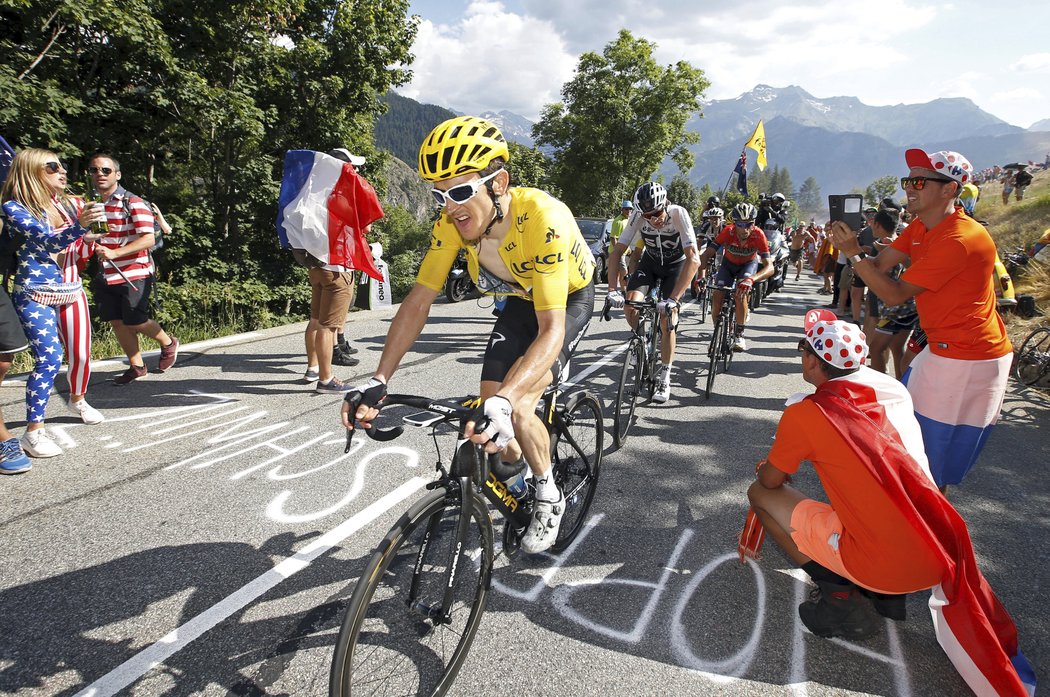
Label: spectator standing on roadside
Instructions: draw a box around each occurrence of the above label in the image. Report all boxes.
[1013,167,1033,201]
[831,149,1012,493]
[2,149,108,459]
[958,180,980,215]
[1000,169,1015,205]
[301,148,377,392]
[87,153,179,385]
[608,199,633,289]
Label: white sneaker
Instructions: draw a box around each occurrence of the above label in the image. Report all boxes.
[21,429,62,458]
[521,491,565,554]
[733,335,747,352]
[653,365,672,403]
[69,399,105,425]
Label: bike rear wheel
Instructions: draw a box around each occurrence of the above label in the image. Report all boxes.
[614,338,644,447]
[697,284,710,324]
[330,490,493,697]
[1015,327,1050,386]
[551,391,604,551]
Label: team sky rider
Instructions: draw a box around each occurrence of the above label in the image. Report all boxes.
[607,182,700,403]
[698,202,774,352]
[340,116,595,554]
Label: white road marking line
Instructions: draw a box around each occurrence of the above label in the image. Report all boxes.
[73,477,428,697]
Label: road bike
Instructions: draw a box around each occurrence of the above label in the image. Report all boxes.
[1014,324,1050,388]
[330,383,603,697]
[602,290,670,447]
[705,282,738,399]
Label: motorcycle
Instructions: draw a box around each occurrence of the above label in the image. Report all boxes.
[761,223,790,298]
[444,250,477,303]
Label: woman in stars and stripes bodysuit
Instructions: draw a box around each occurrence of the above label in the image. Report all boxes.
[0,148,106,459]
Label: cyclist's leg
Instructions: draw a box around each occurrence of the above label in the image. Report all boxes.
[733,260,760,330]
[710,261,735,320]
[625,255,657,331]
[657,263,682,365]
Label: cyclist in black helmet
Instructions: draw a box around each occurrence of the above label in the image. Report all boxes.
[607,181,699,403]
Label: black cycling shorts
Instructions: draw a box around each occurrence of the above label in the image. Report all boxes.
[0,286,29,355]
[481,282,595,385]
[627,253,683,300]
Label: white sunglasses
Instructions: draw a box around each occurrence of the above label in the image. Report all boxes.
[430,169,503,207]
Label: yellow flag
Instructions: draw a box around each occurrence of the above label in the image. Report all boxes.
[745,120,767,171]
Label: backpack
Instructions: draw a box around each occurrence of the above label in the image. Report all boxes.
[1015,170,1033,188]
[118,189,163,252]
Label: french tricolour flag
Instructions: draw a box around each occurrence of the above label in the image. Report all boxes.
[813,372,1036,696]
[276,150,384,280]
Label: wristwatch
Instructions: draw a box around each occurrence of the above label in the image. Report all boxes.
[849,252,867,264]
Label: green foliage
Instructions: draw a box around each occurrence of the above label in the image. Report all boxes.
[864,175,899,207]
[533,30,710,217]
[507,141,556,193]
[375,91,457,165]
[0,0,418,314]
[371,204,432,301]
[666,175,702,220]
[797,176,822,217]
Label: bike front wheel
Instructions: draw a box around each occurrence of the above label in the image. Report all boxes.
[330,489,494,697]
[1015,327,1050,386]
[614,338,644,447]
[705,314,725,399]
[551,391,604,551]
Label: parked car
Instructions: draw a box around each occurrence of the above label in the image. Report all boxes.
[575,217,612,283]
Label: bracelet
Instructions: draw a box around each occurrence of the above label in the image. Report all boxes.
[848,252,867,264]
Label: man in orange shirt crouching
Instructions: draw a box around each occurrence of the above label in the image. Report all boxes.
[744,309,1034,695]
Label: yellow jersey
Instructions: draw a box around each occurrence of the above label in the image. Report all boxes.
[416,187,594,311]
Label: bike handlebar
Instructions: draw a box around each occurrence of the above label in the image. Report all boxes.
[344,394,479,453]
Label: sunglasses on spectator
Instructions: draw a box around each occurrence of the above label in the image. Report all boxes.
[900,176,953,190]
[430,169,503,207]
[87,166,114,175]
[43,161,66,174]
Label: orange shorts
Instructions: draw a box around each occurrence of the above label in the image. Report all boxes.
[789,499,897,595]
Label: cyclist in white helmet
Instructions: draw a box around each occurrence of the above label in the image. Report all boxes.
[607,181,699,403]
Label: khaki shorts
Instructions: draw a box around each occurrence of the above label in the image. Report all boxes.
[308,268,354,328]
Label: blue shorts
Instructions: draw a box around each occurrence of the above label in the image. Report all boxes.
[714,258,759,287]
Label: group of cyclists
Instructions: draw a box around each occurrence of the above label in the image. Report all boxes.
[341,114,787,552]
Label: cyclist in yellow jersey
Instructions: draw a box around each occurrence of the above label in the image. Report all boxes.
[341,116,595,554]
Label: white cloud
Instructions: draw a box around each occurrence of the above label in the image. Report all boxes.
[1011,53,1050,72]
[398,1,577,120]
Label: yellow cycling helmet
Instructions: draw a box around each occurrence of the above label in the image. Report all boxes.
[418,116,510,182]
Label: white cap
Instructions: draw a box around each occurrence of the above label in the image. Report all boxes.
[329,148,366,167]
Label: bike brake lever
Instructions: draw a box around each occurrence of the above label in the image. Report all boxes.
[601,299,612,322]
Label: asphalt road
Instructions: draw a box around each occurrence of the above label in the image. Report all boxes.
[1,275,1046,696]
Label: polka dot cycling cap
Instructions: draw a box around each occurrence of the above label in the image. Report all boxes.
[803,308,868,369]
[904,148,972,185]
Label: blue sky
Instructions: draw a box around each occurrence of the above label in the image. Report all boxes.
[403,0,1050,128]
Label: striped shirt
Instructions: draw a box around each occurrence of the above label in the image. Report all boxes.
[99,186,155,285]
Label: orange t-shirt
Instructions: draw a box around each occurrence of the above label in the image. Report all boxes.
[890,210,1011,359]
[768,399,944,593]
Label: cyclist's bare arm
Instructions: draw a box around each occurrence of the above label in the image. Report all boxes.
[697,245,717,278]
[752,256,776,283]
[608,242,630,291]
[670,245,700,301]
[342,282,439,429]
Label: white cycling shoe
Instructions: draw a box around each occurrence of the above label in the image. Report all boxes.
[521,490,565,554]
[652,365,671,403]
